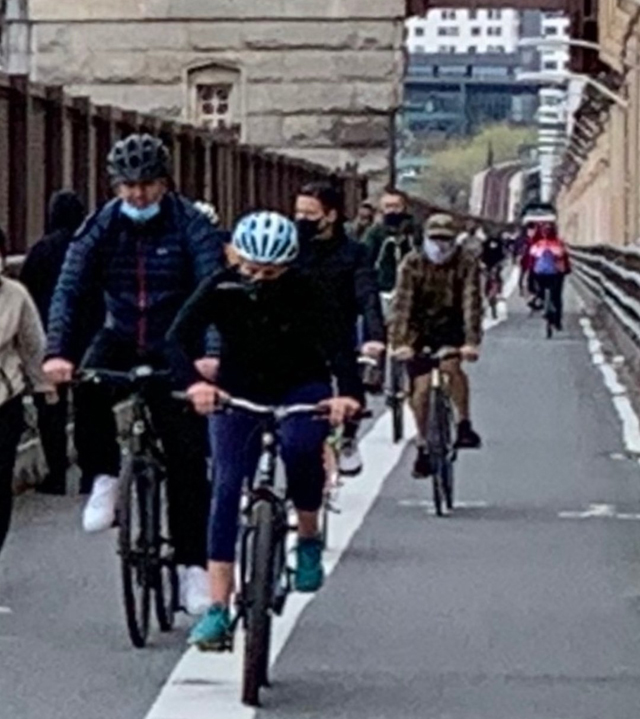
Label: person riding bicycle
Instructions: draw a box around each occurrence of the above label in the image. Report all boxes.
[43,133,225,615]
[294,182,385,475]
[364,187,421,294]
[388,213,483,478]
[480,232,507,298]
[165,211,363,649]
[527,222,571,330]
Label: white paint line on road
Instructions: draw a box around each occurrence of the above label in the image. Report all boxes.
[144,407,415,719]
[580,317,640,455]
[398,499,488,510]
[0,607,12,615]
[559,503,640,521]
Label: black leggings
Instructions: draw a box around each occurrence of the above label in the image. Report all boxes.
[535,274,565,326]
[0,396,25,557]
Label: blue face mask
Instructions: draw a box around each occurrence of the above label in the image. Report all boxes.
[120,201,161,224]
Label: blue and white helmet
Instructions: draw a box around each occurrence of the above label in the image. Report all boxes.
[232,211,299,265]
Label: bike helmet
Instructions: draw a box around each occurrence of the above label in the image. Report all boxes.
[232,211,299,265]
[107,133,171,184]
[194,201,220,227]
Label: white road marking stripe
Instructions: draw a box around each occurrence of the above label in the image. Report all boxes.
[144,408,415,719]
[0,607,12,615]
[145,266,518,719]
[580,317,640,455]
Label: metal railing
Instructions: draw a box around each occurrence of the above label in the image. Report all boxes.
[0,73,367,254]
[570,245,640,343]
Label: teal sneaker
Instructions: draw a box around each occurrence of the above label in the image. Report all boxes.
[295,536,324,593]
[188,604,233,651]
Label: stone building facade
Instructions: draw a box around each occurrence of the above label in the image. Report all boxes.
[5,0,409,183]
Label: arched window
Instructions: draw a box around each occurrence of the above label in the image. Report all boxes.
[186,62,241,132]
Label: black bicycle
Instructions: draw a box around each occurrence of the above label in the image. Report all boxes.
[419,348,459,517]
[77,366,179,649]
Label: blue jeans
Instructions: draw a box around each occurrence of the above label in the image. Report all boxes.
[207,383,331,562]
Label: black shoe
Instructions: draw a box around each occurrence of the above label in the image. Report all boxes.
[412,448,432,479]
[455,420,482,450]
[35,475,67,496]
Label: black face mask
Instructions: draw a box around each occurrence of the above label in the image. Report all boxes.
[296,218,322,243]
[383,212,407,229]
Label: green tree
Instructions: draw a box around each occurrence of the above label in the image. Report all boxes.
[415,123,536,212]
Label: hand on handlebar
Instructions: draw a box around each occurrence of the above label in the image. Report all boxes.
[460,345,480,362]
[186,381,229,415]
[391,345,414,361]
[43,358,75,385]
[317,397,362,427]
[361,341,385,359]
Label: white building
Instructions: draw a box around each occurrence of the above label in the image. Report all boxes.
[539,11,570,72]
[406,9,520,55]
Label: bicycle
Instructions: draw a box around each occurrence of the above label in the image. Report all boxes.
[76,366,179,649]
[386,353,407,443]
[417,348,459,517]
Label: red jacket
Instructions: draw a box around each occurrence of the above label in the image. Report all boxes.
[526,238,571,275]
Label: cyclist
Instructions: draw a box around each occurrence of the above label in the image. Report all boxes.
[43,134,225,615]
[0,229,55,556]
[345,200,375,242]
[165,211,362,649]
[364,187,421,293]
[295,182,385,475]
[388,213,483,478]
[527,222,571,330]
[480,232,507,299]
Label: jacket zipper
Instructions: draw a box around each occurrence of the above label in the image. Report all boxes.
[136,236,147,351]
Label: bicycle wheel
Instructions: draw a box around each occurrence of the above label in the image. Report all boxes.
[391,359,404,444]
[119,457,156,649]
[428,389,455,517]
[154,476,178,632]
[489,294,498,319]
[544,288,554,339]
[242,500,275,707]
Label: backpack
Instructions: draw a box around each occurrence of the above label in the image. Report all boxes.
[533,248,560,275]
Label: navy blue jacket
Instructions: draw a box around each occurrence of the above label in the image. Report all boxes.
[47,193,225,360]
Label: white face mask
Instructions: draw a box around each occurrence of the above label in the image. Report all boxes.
[423,237,456,265]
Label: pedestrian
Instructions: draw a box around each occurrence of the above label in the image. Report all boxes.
[0,228,56,556]
[20,190,99,495]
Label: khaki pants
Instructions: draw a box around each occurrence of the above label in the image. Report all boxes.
[410,358,469,441]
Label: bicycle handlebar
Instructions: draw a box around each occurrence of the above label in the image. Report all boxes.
[171,392,372,421]
[76,366,173,387]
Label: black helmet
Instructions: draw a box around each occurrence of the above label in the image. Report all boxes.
[107,134,171,184]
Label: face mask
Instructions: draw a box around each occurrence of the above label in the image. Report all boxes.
[120,201,161,224]
[296,218,322,242]
[423,237,456,265]
[384,212,406,229]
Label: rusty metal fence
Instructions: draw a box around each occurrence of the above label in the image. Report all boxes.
[1,73,368,254]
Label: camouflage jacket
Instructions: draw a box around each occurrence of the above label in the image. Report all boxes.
[389,247,482,350]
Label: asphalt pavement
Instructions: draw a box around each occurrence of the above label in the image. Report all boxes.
[3,293,640,719]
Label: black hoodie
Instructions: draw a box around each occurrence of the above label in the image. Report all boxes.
[21,190,86,326]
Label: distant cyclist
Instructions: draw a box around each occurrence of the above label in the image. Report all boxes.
[527,222,571,330]
[345,200,375,242]
[389,213,483,478]
[43,134,225,615]
[166,211,362,649]
[364,187,421,293]
[480,233,507,297]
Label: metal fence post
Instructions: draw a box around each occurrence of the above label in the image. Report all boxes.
[8,75,29,253]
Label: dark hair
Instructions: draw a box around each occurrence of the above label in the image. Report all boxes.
[382,186,409,203]
[359,201,375,212]
[299,182,344,215]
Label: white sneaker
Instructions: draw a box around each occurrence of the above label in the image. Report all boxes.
[182,566,210,616]
[82,475,119,533]
[338,440,363,477]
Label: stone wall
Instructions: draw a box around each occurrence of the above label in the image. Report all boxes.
[24,0,407,183]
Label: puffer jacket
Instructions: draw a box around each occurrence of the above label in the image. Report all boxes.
[47,192,225,360]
